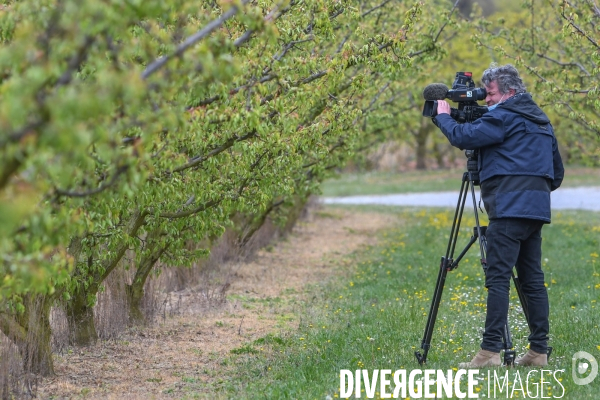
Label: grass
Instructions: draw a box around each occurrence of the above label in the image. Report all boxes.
[172,168,600,399]
[212,205,599,399]
[321,166,600,197]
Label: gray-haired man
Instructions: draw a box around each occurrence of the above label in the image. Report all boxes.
[435,64,564,367]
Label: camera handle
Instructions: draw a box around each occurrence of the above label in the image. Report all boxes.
[414,171,551,366]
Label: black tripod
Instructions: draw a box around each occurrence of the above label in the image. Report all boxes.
[414,153,549,366]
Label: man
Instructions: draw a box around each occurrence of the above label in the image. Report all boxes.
[434,64,564,367]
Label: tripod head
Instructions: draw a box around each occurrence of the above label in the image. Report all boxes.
[465,150,480,186]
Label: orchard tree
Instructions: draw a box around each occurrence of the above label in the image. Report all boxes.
[471,0,600,164]
[0,0,466,378]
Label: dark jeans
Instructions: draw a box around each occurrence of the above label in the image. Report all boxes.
[481,218,549,354]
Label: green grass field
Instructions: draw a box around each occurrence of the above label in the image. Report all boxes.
[186,167,600,399]
[214,205,599,399]
[321,166,600,197]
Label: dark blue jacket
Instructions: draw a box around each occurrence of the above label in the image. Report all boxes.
[434,93,564,222]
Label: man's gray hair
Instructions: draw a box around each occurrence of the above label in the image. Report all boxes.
[481,63,526,94]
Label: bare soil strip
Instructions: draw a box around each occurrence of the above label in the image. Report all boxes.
[38,207,397,399]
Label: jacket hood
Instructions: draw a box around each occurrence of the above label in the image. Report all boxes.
[498,93,550,124]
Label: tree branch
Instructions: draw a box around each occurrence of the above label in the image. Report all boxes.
[561,2,600,50]
[273,37,315,61]
[97,209,149,282]
[434,0,460,43]
[159,199,220,219]
[232,0,291,47]
[54,165,129,198]
[169,130,257,174]
[160,147,269,219]
[142,0,250,80]
[1,36,96,150]
[361,0,394,18]
[56,35,96,87]
[298,70,328,85]
[536,53,591,76]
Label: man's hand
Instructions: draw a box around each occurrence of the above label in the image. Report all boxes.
[437,100,451,115]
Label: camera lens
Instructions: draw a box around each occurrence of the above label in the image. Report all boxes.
[473,87,487,101]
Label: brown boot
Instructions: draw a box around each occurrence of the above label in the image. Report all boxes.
[458,349,501,368]
[515,349,547,366]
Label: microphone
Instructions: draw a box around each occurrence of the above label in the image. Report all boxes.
[422,83,449,100]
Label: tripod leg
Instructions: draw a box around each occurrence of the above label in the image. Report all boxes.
[512,272,530,327]
[415,257,450,365]
[502,323,516,366]
[415,174,470,365]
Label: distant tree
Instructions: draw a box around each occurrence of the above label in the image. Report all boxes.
[471,0,600,165]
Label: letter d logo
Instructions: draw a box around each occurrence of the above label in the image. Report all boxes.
[572,351,598,385]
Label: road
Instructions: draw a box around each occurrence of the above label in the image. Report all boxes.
[322,186,600,211]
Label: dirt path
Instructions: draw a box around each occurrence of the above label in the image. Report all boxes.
[38,207,397,399]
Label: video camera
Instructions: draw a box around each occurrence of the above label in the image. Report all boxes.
[422,72,488,123]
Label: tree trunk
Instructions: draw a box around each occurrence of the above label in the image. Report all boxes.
[281,196,308,234]
[65,237,97,346]
[126,231,169,326]
[414,118,435,170]
[125,282,147,326]
[20,296,54,376]
[432,141,446,169]
[0,294,55,376]
[65,209,148,345]
[65,290,98,346]
[238,200,281,248]
[415,134,428,170]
